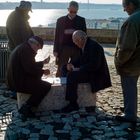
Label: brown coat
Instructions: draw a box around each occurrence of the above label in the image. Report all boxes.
[6,7,34,51]
[115,9,140,76]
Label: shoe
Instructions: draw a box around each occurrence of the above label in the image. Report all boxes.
[115,115,136,123]
[10,94,17,100]
[120,107,124,112]
[61,103,79,113]
[127,123,136,132]
[18,104,35,119]
[115,116,137,132]
[86,106,96,113]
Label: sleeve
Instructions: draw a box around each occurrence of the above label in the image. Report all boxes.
[19,20,34,42]
[115,21,137,66]
[53,19,61,53]
[12,20,33,47]
[20,47,44,77]
[82,18,87,33]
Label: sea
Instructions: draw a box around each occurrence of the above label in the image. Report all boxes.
[0,4,128,27]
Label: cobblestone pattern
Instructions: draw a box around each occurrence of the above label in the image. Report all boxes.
[0,44,140,140]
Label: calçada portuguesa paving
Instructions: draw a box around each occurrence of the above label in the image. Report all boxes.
[0,43,140,140]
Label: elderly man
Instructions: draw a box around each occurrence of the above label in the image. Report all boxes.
[61,30,111,113]
[7,36,51,118]
[114,0,140,124]
[6,1,34,99]
[6,1,34,51]
[53,1,87,77]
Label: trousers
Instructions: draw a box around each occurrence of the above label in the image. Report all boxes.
[120,75,139,121]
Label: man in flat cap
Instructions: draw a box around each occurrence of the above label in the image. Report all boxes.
[6,1,34,99]
[6,1,34,51]
[7,36,51,119]
[53,1,87,77]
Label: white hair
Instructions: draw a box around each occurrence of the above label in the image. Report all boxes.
[72,30,87,41]
[28,38,39,45]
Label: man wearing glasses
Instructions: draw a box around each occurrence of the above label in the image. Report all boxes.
[53,1,87,77]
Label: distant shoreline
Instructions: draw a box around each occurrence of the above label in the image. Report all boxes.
[0,2,121,10]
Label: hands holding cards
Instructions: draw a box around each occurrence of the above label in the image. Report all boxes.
[44,55,50,64]
[43,56,51,75]
[67,63,80,71]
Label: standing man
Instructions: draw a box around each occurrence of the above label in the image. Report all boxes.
[53,1,87,77]
[114,0,140,123]
[6,1,34,51]
[7,36,51,119]
[62,30,111,113]
[6,1,34,99]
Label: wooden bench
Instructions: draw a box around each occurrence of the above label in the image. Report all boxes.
[17,77,96,111]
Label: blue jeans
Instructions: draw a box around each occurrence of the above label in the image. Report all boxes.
[121,75,139,121]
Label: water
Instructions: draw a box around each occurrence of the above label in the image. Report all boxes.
[0,7,128,27]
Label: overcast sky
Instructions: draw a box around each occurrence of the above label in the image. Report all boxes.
[1,0,122,4]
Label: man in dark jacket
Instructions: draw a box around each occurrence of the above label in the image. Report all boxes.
[7,36,51,118]
[62,30,111,113]
[114,0,140,124]
[53,1,87,77]
[6,1,34,51]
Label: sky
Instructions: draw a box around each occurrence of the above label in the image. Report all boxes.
[1,0,122,4]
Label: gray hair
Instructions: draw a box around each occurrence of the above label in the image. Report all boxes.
[69,1,79,9]
[28,38,39,46]
[72,30,87,41]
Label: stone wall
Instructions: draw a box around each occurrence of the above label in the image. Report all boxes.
[0,26,119,43]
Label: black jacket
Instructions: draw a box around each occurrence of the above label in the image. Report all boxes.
[73,38,111,93]
[54,15,87,54]
[7,42,44,91]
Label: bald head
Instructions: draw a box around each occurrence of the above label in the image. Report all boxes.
[72,30,87,48]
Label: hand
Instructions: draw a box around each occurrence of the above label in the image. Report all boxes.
[67,63,74,71]
[73,67,80,71]
[44,56,50,64]
[53,52,58,57]
[44,69,50,75]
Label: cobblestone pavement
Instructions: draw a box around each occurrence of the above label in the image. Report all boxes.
[0,43,140,140]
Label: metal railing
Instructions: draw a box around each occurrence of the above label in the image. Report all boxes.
[0,41,10,82]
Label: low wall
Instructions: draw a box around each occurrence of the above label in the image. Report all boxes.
[0,26,119,43]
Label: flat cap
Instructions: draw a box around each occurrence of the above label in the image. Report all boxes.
[19,1,32,11]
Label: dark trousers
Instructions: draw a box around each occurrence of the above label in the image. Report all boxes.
[121,75,139,121]
[56,46,80,77]
[19,80,51,107]
[66,71,90,102]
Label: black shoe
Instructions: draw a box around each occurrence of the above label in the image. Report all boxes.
[61,103,79,113]
[115,116,137,132]
[127,123,137,132]
[86,106,96,113]
[120,107,124,112]
[115,115,136,123]
[18,104,35,119]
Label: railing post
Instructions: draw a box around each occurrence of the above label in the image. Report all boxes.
[0,41,10,82]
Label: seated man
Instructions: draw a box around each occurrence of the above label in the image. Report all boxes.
[7,36,51,118]
[62,30,111,113]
